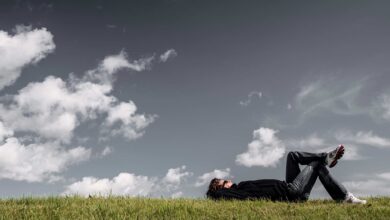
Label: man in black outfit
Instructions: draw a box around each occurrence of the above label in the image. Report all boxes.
[206,145,366,204]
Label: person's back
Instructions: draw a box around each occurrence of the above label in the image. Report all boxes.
[208,178,292,201]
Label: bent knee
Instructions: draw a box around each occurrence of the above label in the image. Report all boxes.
[287,151,300,160]
[287,151,297,157]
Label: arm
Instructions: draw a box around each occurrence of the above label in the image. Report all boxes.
[213,188,253,200]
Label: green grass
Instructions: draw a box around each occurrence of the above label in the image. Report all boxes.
[0,196,389,219]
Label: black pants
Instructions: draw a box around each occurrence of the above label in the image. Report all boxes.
[285,151,348,201]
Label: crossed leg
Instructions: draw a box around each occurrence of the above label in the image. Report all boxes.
[285,151,348,201]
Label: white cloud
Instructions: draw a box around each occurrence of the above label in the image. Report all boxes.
[170,191,183,198]
[101,146,112,157]
[295,77,368,117]
[0,121,13,142]
[106,24,117,29]
[235,128,368,168]
[0,51,156,143]
[288,134,326,149]
[239,91,262,106]
[0,76,111,142]
[339,144,363,160]
[335,130,390,148]
[106,101,137,124]
[292,76,390,124]
[0,137,91,182]
[377,172,390,180]
[63,166,192,197]
[0,25,55,90]
[343,172,390,197]
[162,165,192,185]
[0,47,159,182]
[100,50,154,74]
[63,172,157,197]
[287,134,364,161]
[373,93,390,121]
[159,49,177,62]
[159,165,193,194]
[194,168,231,187]
[236,127,285,167]
[104,101,156,141]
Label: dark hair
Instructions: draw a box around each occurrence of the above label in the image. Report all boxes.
[206,178,222,199]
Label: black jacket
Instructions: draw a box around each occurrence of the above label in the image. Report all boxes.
[211,179,292,201]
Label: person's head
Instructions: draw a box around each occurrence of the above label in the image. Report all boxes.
[206,178,233,199]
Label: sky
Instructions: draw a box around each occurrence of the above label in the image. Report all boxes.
[1,0,390,199]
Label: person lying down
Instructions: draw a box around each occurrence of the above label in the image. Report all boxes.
[206,145,366,204]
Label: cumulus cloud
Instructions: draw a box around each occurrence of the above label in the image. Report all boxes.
[100,50,154,74]
[159,49,177,62]
[0,24,186,189]
[239,91,262,106]
[162,165,193,185]
[236,127,285,167]
[0,25,173,184]
[194,168,231,187]
[0,25,55,90]
[236,127,368,168]
[63,166,192,197]
[0,137,91,182]
[158,165,193,194]
[0,51,156,143]
[0,76,108,142]
[0,121,13,142]
[63,172,156,197]
[104,101,156,140]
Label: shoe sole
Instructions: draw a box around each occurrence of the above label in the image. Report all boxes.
[329,145,345,168]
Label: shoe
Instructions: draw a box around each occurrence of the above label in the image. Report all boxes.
[344,192,367,204]
[326,145,345,168]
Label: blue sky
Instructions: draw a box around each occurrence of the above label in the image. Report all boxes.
[1,0,390,198]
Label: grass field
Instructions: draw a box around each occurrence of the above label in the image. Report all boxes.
[0,196,389,219]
